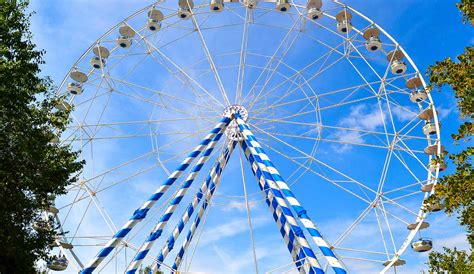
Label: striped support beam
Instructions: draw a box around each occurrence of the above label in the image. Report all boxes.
[152,141,236,270]
[126,130,227,273]
[235,116,347,274]
[154,142,236,269]
[241,141,323,274]
[170,142,235,271]
[81,117,231,274]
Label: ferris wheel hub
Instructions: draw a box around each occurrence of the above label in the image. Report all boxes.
[223,104,248,141]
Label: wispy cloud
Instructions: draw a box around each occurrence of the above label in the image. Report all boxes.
[201,215,271,245]
[339,104,386,131]
[332,103,386,153]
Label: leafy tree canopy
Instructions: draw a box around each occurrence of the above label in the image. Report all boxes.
[0,1,83,272]
[425,0,473,272]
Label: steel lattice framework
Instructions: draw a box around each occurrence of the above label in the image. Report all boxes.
[42,0,445,273]
[81,112,345,274]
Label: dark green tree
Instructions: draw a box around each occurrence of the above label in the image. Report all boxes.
[425,0,474,272]
[0,1,83,272]
[139,266,164,274]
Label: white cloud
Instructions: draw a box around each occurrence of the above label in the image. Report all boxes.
[331,103,386,153]
[435,232,469,251]
[218,198,259,213]
[201,215,271,245]
[391,105,417,122]
[212,245,267,273]
[436,105,456,120]
[339,104,386,131]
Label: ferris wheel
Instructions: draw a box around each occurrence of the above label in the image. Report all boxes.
[45,0,446,272]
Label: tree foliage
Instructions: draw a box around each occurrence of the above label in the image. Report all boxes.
[425,0,474,272]
[457,0,474,24]
[428,248,474,273]
[0,1,83,272]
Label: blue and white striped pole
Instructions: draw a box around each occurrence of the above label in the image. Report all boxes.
[240,141,323,274]
[235,115,347,274]
[154,141,236,271]
[126,128,227,273]
[170,142,235,271]
[81,116,231,274]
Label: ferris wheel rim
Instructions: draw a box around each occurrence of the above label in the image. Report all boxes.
[51,1,443,272]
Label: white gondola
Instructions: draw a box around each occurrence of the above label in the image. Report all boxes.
[90,56,106,69]
[424,143,445,155]
[363,28,381,51]
[390,59,407,74]
[47,255,68,271]
[69,70,88,83]
[366,36,382,52]
[59,241,74,249]
[276,0,290,12]
[148,8,164,21]
[67,82,83,95]
[33,221,48,231]
[119,25,136,38]
[386,49,406,74]
[423,122,438,136]
[421,182,434,192]
[48,206,59,214]
[178,0,194,18]
[308,7,323,20]
[244,0,257,9]
[337,20,352,33]
[429,161,447,172]
[117,36,132,48]
[307,0,322,20]
[50,135,60,144]
[431,204,445,212]
[147,19,161,32]
[336,10,352,33]
[418,107,437,120]
[386,49,404,61]
[92,45,110,58]
[424,202,445,212]
[406,76,423,89]
[383,259,406,266]
[178,7,192,18]
[55,101,71,112]
[407,221,430,230]
[409,89,427,103]
[210,0,224,12]
[411,238,433,252]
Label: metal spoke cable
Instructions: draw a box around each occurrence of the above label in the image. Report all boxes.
[126,123,229,273]
[80,116,231,273]
[153,141,236,271]
[240,140,322,274]
[236,114,346,273]
[238,148,259,274]
[235,8,250,103]
[236,117,322,273]
[190,4,231,106]
[170,142,236,271]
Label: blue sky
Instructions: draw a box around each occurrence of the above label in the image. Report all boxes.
[30,1,472,273]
